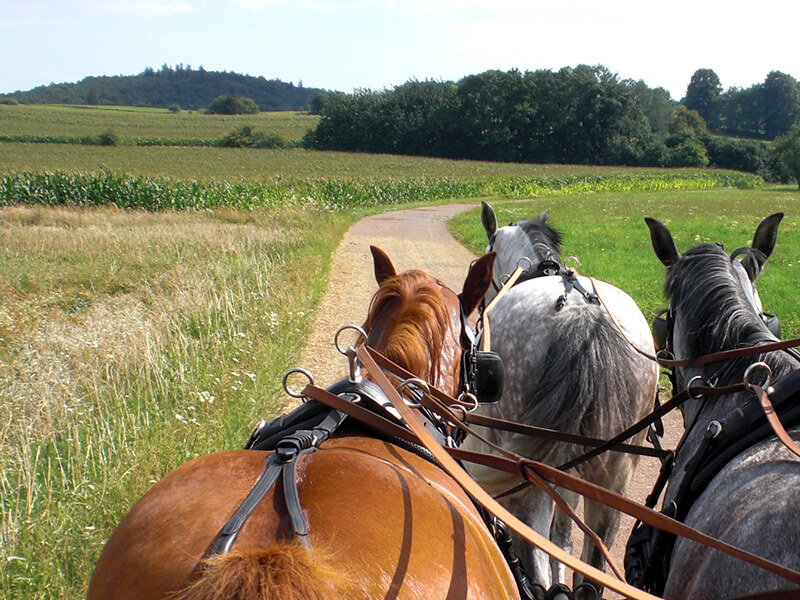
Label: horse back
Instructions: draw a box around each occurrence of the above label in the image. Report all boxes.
[88,437,517,599]
[664,431,800,599]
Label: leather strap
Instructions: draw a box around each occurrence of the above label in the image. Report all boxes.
[753,383,800,458]
[465,412,668,459]
[356,345,800,596]
[589,277,800,369]
[356,345,662,600]
[482,265,525,351]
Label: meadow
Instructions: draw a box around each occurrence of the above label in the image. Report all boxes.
[1,105,798,599]
[0,104,319,142]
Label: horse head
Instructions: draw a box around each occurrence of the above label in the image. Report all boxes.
[645,213,786,419]
[363,245,495,397]
[480,201,563,304]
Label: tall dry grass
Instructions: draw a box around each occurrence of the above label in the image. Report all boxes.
[0,204,350,599]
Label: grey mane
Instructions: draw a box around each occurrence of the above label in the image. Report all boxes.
[665,243,795,382]
[517,217,563,260]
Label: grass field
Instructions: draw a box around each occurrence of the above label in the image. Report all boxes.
[0,104,319,142]
[448,187,800,340]
[1,103,799,599]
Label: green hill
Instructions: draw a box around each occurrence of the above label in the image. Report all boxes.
[0,64,326,111]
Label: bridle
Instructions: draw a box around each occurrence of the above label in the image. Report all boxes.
[651,245,799,390]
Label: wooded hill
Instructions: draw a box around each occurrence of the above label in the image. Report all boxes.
[0,64,325,111]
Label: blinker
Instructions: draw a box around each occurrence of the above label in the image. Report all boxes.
[652,308,670,351]
[763,312,781,339]
[471,350,504,404]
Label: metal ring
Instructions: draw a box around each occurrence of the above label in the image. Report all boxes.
[449,403,468,422]
[334,324,367,355]
[282,367,314,399]
[457,391,479,413]
[397,378,430,408]
[744,361,772,391]
[686,375,707,399]
[564,256,581,269]
[500,273,511,285]
[656,348,674,363]
[516,256,532,271]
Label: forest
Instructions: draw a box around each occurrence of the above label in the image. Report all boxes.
[0,64,323,111]
[304,66,799,181]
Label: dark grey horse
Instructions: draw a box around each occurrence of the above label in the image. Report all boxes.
[463,202,658,593]
[646,213,800,599]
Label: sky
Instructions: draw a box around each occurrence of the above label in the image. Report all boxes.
[1,0,799,101]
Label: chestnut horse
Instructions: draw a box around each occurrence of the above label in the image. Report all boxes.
[86,246,519,600]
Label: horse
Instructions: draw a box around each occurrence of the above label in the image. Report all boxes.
[86,245,521,600]
[462,202,659,594]
[642,213,800,599]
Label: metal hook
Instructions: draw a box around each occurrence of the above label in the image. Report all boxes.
[457,391,479,413]
[335,324,367,384]
[686,375,707,399]
[397,378,430,408]
[283,367,314,400]
[744,361,772,392]
[564,256,581,270]
[334,324,367,355]
[516,256,533,271]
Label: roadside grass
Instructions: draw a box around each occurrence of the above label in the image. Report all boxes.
[0,104,319,142]
[0,204,353,599]
[448,186,800,341]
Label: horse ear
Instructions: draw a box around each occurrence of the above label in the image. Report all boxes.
[741,212,784,280]
[751,212,783,259]
[535,210,550,223]
[645,217,680,267]
[481,201,497,241]
[370,245,396,284]
[460,252,496,316]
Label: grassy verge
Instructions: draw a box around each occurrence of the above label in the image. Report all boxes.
[0,204,354,599]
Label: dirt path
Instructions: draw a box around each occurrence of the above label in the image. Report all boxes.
[295,202,681,596]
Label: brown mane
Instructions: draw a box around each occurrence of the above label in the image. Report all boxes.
[363,269,458,385]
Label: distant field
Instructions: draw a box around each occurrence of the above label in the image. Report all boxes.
[0,140,754,183]
[0,104,318,141]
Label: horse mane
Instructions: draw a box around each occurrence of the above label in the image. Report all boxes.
[363,270,456,384]
[518,217,563,260]
[666,243,795,381]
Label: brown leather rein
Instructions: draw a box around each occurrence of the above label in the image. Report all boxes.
[301,345,800,600]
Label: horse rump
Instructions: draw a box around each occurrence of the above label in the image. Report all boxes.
[170,541,354,600]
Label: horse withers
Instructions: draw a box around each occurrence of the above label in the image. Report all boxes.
[641,214,800,599]
[86,246,521,600]
[463,202,659,594]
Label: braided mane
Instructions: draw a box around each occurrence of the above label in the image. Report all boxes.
[363,270,457,384]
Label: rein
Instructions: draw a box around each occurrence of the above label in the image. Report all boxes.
[347,345,800,599]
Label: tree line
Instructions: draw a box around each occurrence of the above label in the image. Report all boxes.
[304,66,799,182]
[0,64,323,112]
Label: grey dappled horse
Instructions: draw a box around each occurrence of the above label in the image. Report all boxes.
[463,202,658,593]
[646,214,800,599]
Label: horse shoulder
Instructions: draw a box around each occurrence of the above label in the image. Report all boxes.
[666,435,800,598]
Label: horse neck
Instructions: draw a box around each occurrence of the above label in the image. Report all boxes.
[665,326,800,510]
